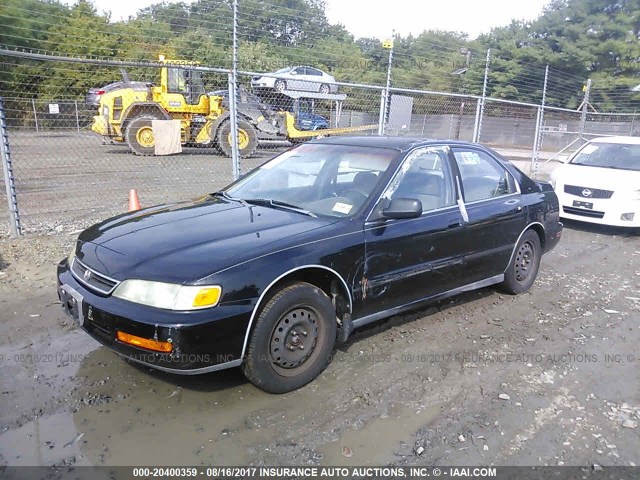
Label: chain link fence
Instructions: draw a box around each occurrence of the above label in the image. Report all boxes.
[1,47,638,237]
[1,55,238,235]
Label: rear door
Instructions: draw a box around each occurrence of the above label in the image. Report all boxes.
[450,147,526,283]
[359,146,466,318]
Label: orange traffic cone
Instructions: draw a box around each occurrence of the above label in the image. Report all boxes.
[128,189,141,212]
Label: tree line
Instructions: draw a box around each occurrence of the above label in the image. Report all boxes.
[1,0,639,112]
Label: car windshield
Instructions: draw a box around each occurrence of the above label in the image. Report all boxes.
[225,144,397,218]
[274,67,292,74]
[570,142,640,171]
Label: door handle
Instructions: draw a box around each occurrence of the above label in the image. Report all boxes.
[448,219,463,229]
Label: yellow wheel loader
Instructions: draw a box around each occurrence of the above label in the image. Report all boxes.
[90,59,280,157]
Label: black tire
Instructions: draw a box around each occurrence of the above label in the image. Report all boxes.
[217,119,258,158]
[125,115,163,156]
[502,230,542,294]
[124,115,158,156]
[274,80,286,93]
[242,282,337,393]
[319,83,330,94]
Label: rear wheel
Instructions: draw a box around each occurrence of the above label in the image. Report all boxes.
[502,230,541,294]
[125,115,162,156]
[242,282,337,393]
[217,119,258,157]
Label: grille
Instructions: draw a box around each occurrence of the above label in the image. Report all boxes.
[564,185,613,199]
[562,206,605,219]
[71,258,119,295]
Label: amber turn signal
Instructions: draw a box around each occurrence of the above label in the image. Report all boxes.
[116,331,173,353]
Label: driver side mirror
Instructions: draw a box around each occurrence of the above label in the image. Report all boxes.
[382,198,422,219]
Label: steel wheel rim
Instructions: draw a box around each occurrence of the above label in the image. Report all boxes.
[515,241,534,282]
[270,306,319,375]
[228,128,249,150]
[136,126,154,147]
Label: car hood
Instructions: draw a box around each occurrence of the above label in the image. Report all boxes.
[553,163,640,190]
[76,197,337,283]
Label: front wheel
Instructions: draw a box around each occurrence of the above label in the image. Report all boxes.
[319,83,330,94]
[242,282,337,393]
[502,229,541,294]
[217,119,258,157]
[125,115,161,156]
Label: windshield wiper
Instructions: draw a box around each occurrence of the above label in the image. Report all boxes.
[211,191,234,200]
[211,191,250,206]
[244,198,317,218]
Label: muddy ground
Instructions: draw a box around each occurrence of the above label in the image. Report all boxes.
[0,221,638,468]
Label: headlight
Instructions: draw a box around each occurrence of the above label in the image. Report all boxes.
[102,105,109,117]
[112,280,222,310]
[549,175,557,190]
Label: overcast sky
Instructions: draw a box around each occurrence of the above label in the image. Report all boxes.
[87,0,552,39]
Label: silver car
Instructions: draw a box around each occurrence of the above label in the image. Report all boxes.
[251,66,338,94]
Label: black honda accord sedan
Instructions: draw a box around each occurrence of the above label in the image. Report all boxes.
[58,137,562,393]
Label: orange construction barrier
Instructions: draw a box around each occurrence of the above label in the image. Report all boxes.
[128,189,141,212]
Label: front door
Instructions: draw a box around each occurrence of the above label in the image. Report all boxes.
[359,146,465,319]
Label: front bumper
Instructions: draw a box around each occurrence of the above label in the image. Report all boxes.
[557,193,639,227]
[57,259,253,374]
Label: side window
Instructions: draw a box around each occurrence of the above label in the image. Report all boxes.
[294,67,306,75]
[386,147,455,212]
[453,149,516,203]
[167,68,187,93]
[308,68,322,76]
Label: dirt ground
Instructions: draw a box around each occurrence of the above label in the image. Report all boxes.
[0,218,638,468]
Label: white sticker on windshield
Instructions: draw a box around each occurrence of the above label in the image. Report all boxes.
[581,144,599,154]
[332,202,353,214]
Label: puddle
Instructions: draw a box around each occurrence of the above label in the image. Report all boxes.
[318,403,442,465]
[1,340,317,465]
[0,412,87,466]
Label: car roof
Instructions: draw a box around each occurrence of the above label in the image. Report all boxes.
[308,135,480,152]
[588,135,640,145]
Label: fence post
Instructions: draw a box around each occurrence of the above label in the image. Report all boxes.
[472,98,482,142]
[579,78,592,141]
[473,48,491,143]
[74,100,80,133]
[228,0,240,180]
[530,65,549,177]
[377,91,386,135]
[0,98,22,236]
[378,32,395,135]
[31,98,39,133]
